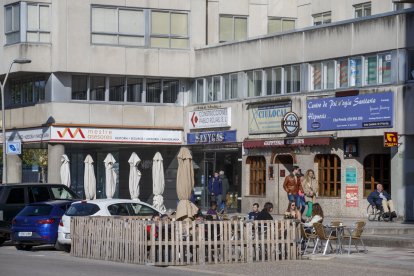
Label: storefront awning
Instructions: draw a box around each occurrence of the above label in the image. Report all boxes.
[243,137,331,149]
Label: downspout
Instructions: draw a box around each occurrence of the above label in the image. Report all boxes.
[206,0,208,45]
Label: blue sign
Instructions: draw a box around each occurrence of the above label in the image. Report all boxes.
[307,92,393,131]
[187,130,237,144]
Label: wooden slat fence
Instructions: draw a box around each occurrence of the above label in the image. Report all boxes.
[71,217,301,265]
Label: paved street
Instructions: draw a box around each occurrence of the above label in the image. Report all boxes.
[1,244,414,276]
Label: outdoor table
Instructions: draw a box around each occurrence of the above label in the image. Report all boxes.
[328,224,346,254]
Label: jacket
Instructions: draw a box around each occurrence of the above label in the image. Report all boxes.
[255,210,273,221]
[283,174,301,195]
[208,177,222,195]
[302,178,318,200]
[367,190,391,206]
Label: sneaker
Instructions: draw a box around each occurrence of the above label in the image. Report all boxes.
[383,212,390,218]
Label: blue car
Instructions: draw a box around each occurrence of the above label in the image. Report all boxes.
[11,200,73,250]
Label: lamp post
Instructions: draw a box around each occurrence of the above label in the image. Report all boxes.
[0,58,31,184]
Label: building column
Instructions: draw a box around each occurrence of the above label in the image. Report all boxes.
[47,143,65,184]
[6,154,22,183]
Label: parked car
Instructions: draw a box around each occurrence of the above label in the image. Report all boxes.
[0,183,80,245]
[57,199,163,250]
[11,200,73,250]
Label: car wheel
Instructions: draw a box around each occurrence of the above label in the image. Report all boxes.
[55,241,70,252]
[15,244,33,251]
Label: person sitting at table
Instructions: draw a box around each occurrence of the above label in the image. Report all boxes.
[255,202,274,220]
[161,214,171,222]
[248,203,260,220]
[303,203,324,227]
[207,201,218,216]
[284,201,301,221]
[147,213,161,239]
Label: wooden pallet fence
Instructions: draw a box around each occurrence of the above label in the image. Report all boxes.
[71,217,301,265]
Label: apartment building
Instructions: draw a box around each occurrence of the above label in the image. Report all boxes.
[1,0,414,220]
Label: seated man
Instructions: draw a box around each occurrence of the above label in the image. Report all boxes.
[367,183,397,220]
[248,203,260,220]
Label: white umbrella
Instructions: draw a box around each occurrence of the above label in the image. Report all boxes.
[128,152,141,201]
[60,154,71,187]
[84,154,96,200]
[152,152,166,213]
[104,153,117,199]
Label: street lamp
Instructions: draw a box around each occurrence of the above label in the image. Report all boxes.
[0,58,31,184]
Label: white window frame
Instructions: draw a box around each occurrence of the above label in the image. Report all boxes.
[267,17,296,34]
[354,2,371,18]
[4,3,21,44]
[312,11,332,26]
[26,3,51,43]
[150,10,190,49]
[219,15,248,43]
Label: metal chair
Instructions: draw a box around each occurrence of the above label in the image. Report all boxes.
[342,221,367,255]
[312,222,338,255]
[299,223,317,255]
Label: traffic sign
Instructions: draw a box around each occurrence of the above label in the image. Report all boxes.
[6,141,21,155]
[384,132,398,147]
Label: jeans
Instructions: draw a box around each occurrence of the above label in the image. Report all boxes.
[287,194,300,208]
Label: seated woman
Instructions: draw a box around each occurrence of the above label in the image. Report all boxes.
[207,201,218,216]
[284,201,302,221]
[255,202,274,220]
[303,203,324,227]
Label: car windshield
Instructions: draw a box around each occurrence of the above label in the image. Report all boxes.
[66,203,100,216]
[19,205,53,217]
[50,186,79,200]
[129,203,157,216]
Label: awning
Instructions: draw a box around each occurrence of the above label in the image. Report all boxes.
[243,137,331,149]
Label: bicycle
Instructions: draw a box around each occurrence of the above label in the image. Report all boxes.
[366,204,390,222]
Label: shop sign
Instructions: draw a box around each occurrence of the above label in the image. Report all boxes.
[248,103,291,134]
[346,186,359,207]
[307,91,393,132]
[188,108,231,129]
[6,141,21,155]
[187,130,236,144]
[345,166,357,185]
[281,112,300,136]
[243,137,330,149]
[2,127,51,143]
[50,126,182,144]
[384,132,398,147]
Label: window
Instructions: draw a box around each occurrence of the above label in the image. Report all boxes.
[129,203,158,216]
[90,76,105,101]
[66,203,100,216]
[219,15,247,42]
[337,59,348,88]
[365,56,377,85]
[247,70,262,97]
[28,187,51,203]
[207,76,221,102]
[146,79,161,103]
[247,156,266,196]
[364,154,390,197]
[109,77,125,101]
[6,188,25,204]
[193,79,204,103]
[378,53,392,84]
[268,18,295,34]
[10,77,46,105]
[408,50,414,81]
[284,65,300,93]
[313,12,331,26]
[163,80,179,103]
[50,187,77,199]
[72,76,88,100]
[91,7,145,46]
[27,4,51,42]
[19,205,53,216]
[5,3,20,44]
[265,68,283,95]
[127,78,143,102]
[316,154,341,197]
[310,61,335,90]
[151,11,189,49]
[108,203,130,216]
[354,2,371,18]
[349,57,362,87]
[311,63,322,90]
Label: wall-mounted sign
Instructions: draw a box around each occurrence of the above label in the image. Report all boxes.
[6,141,21,155]
[248,103,291,134]
[307,92,393,131]
[345,166,357,185]
[2,128,51,143]
[384,132,398,147]
[243,137,330,149]
[50,127,182,144]
[346,186,359,207]
[188,108,231,129]
[344,138,359,158]
[282,112,300,136]
[187,130,236,144]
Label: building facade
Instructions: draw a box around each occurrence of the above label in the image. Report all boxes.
[1,0,414,220]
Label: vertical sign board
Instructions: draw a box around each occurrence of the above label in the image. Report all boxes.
[346,186,359,207]
[345,166,357,185]
[384,132,398,147]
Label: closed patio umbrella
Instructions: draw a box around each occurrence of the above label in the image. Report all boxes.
[152,152,166,213]
[60,154,71,187]
[84,154,96,200]
[175,147,198,220]
[128,152,141,200]
[104,153,117,199]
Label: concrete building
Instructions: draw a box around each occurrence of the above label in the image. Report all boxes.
[1,0,413,220]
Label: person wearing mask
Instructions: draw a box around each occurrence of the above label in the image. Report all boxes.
[255,202,274,220]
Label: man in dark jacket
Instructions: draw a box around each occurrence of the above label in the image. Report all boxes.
[208,171,223,208]
[367,183,397,219]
